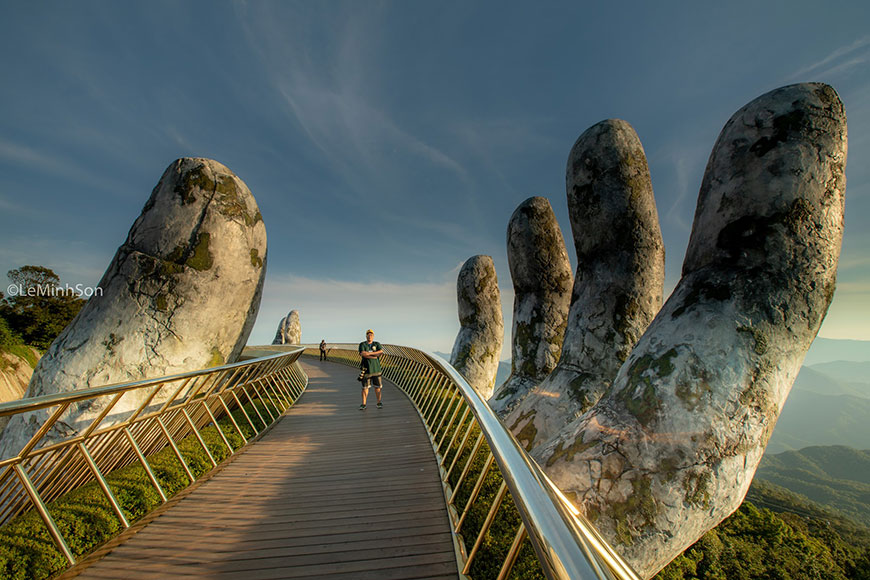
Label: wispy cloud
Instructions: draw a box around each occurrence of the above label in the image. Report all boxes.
[0,236,111,287]
[664,153,697,233]
[0,138,130,194]
[833,281,870,294]
[818,289,870,340]
[837,252,870,271]
[0,195,26,216]
[237,3,469,203]
[788,36,870,81]
[447,117,559,196]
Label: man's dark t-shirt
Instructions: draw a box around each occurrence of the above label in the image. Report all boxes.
[359,341,383,375]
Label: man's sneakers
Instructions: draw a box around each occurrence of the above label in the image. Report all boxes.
[359,404,366,410]
[377,402,383,409]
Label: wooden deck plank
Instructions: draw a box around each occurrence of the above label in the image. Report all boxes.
[68,360,459,579]
[106,532,452,561]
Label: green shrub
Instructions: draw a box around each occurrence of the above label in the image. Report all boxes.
[0,316,21,348]
[0,396,282,580]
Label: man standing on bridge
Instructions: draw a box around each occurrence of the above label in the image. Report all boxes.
[358,329,383,410]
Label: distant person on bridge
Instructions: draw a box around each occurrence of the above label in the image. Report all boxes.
[358,329,383,410]
[319,339,327,361]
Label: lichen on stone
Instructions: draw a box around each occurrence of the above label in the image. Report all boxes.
[185,232,213,271]
[682,470,712,508]
[510,409,539,451]
[250,249,263,269]
[175,165,214,204]
[609,476,658,545]
[674,359,712,411]
[672,279,732,318]
[546,433,599,467]
[619,349,678,426]
[207,347,225,368]
[737,325,769,355]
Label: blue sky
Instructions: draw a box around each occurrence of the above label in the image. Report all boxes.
[1,1,869,357]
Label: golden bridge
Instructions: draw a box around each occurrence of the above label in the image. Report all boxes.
[0,345,638,579]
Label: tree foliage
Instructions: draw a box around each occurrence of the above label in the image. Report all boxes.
[0,266,86,351]
[655,499,870,580]
[0,312,21,349]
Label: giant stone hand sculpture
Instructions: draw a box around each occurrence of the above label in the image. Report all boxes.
[503,120,665,450]
[464,83,846,578]
[272,310,301,345]
[489,197,573,416]
[449,255,504,399]
[0,158,268,459]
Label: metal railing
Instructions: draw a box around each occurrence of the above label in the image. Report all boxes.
[0,348,308,566]
[309,343,641,580]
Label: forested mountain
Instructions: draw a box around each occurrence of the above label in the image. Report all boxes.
[754,446,870,527]
[768,390,870,453]
[655,477,870,580]
[802,338,870,366]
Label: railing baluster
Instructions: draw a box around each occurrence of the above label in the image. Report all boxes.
[455,453,495,533]
[463,480,509,574]
[417,367,440,415]
[156,416,195,484]
[433,388,458,442]
[182,409,216,468]
[16,402,72,459]
[13,464,76,565]
[200,401,234,456]
[498,524,528,580]
[218,394,248,444]
[437,399,466,454]
[77,442,129,528]
[450,432,486,506]
[241,385,268,429]
[256,380,281,418]
[424,374,450,425]
[124,427,167,503]
[231,391,258,435]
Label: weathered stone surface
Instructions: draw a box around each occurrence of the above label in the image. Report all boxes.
[489,197,572,416]
[0,348,40,433]
[272,317,286,344]
[272,310,301,345]
[0,158,267,459]
[505,120,665,451]
[0,348,38,404]
[534,83,846,578]
[285,310,301,344]
[450,256,503,399]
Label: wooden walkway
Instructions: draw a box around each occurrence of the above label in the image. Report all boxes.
[68,360,459,579]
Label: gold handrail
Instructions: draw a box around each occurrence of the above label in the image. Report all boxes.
[308,343,641,580]
[0,348,308,566]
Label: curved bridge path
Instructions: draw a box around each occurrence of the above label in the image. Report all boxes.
[64,360,459,579]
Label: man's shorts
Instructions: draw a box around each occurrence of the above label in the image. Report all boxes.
[361,375,382,389]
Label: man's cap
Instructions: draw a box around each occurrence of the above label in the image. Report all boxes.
[366,329,374,334]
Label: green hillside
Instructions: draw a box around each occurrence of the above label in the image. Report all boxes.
[808,361,870,388]
[803,338,870,366]
[767,390,870,453]
[754,446,870,527]
[794,365,870,398]
[655,480,870,580]
[747,479,870,548]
